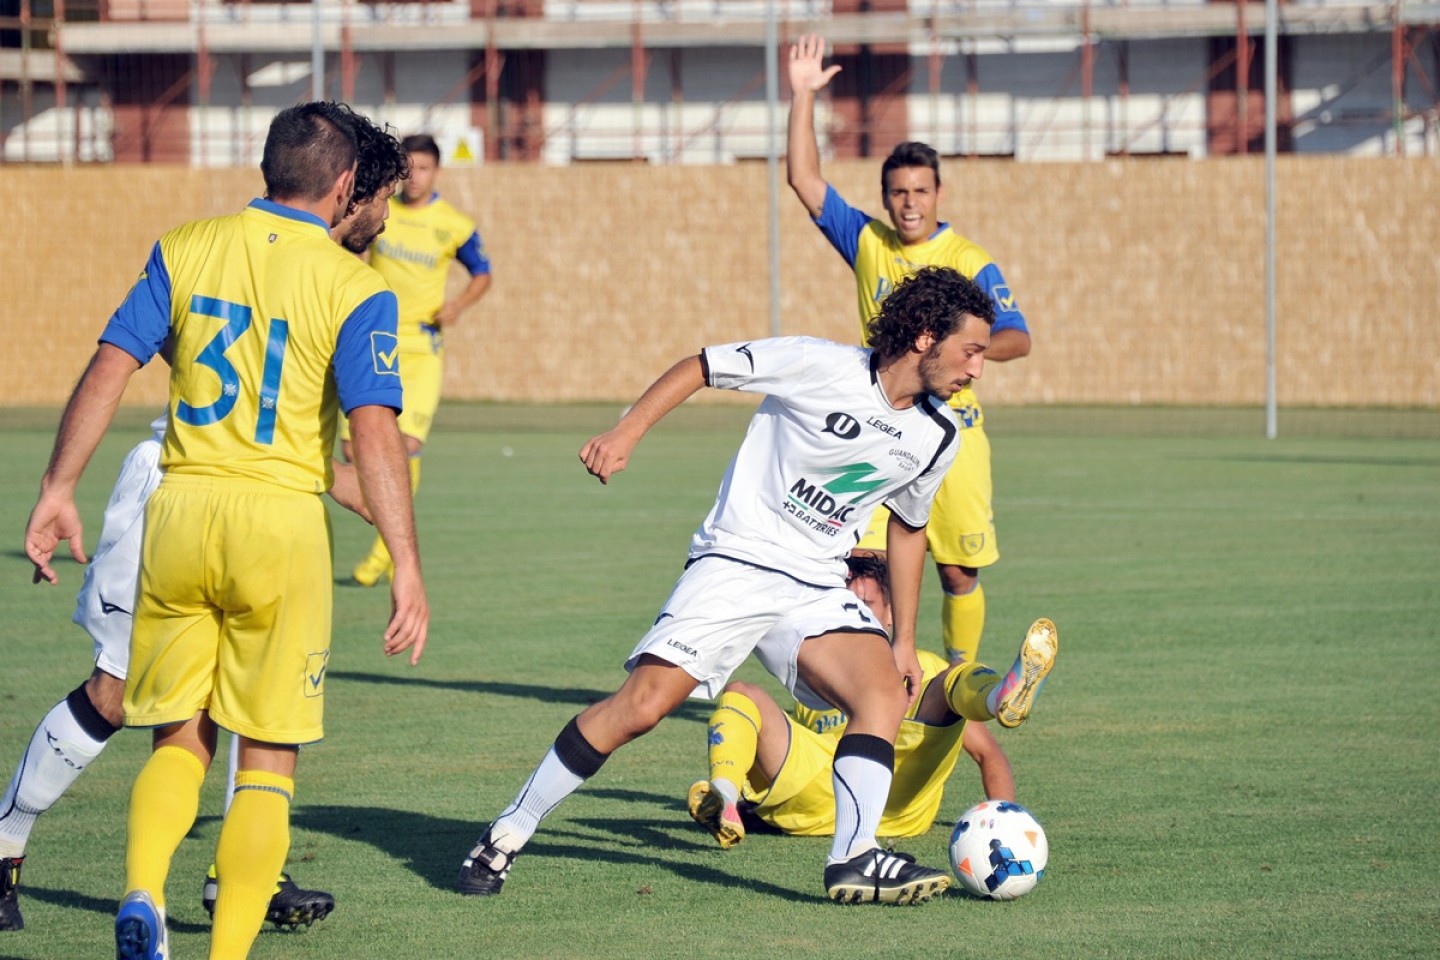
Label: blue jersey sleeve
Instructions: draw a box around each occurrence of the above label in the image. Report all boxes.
[98,242,172,365]
[455,231,491,276]
[813,185,874,268]
[973,262,1029,335]
[334,290,405,415]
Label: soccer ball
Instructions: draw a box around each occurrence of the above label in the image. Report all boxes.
[948,800,1048,900]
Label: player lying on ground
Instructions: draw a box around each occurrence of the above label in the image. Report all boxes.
[458,267,1003,905]
[1,113,408,938]
[687,553,1057,856]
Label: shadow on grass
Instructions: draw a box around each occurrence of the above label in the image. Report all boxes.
[326,670,712,723]
[13,886,213,934]
[290,804,812,903]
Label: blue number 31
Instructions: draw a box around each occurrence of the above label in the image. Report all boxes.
[176,295,290,444]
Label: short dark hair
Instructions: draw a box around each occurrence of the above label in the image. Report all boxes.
[348,110,410,208]
[845,553,889,589]
[881,141,941,191]
[261,102,360,203]
[865,267,995,363]
[402,134,442,163]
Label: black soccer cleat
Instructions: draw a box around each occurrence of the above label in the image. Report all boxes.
[0,856,23,931]
[823,847,950,905]
[202,867,335,929]
[457,829,517,897]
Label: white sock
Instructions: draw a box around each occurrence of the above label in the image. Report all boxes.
[828,754,892,863]
[711,779,740,806]
[223,731,240,814]
[489,747,586,853]
[0,698,111,857]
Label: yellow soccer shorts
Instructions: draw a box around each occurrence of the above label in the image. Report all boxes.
[855,422,999,568]
[339,327,445,446]
[744,716,840,836]
[123,475,334,745]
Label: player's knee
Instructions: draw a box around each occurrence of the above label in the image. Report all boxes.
[938,563,979,595]
[83,669,126,728]
[723,680,764,700]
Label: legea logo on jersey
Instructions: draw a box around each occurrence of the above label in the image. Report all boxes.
[783,462,885,534]
[371,331,401,376]
[304,651,330,698]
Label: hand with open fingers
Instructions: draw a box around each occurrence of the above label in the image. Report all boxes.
[25,492,87,585]
[789,34,842,93]
[579,428,640,485]
[384,569,429,665]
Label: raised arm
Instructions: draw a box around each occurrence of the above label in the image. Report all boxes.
[579,354,707,484]
[25,344,142,584]
[786,34,842,219]
[349,403,429,663]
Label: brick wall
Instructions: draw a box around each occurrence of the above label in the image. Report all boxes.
[7,156,1436,408]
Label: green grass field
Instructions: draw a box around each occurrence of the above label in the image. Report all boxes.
[2,404,1437,960]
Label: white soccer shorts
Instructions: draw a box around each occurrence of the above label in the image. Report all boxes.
[72,436,164,679]
[625,555,887,703]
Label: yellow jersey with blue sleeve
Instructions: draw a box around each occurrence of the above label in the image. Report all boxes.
[751,650,967,838]
[368,192,491,352]
[99,198,403,495]
[812,184,1028,429]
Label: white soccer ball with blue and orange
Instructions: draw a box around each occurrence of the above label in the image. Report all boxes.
[948,800,1048,900]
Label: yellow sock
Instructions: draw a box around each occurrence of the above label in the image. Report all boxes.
[942,583,985,663]
[210,770,293,960]
[943,663,1001,723]
[363,456,420,569]
[707,691,762,798]
[124,745,207,907]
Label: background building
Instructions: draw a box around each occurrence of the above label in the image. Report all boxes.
[3,0,1439,165]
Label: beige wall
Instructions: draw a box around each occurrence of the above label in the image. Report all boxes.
[7,157,1437,408]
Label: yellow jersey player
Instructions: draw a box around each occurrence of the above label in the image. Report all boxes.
[347,132,493,587]
[786,34,1032,670]
[687,555,1058,849]
[23,102,429,960]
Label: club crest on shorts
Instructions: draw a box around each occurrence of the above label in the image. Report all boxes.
[960,533,986,557]
[304,651,330,698]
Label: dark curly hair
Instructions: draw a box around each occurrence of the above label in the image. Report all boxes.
[865,267,995,363]
[339,107,410,210]
[845,553,889,589]
[881,141,941,191]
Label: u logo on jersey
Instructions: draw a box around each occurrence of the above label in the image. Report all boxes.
[371,331,401,376]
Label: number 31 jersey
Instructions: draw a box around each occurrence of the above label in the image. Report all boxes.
[99,199,403,494]
[696,336,960,588]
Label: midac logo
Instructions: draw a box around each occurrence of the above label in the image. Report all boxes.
[786,462,885,526]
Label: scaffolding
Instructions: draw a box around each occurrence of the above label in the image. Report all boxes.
[2,1,1438,162]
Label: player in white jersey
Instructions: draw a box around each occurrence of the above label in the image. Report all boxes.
[457,267,1044,905]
